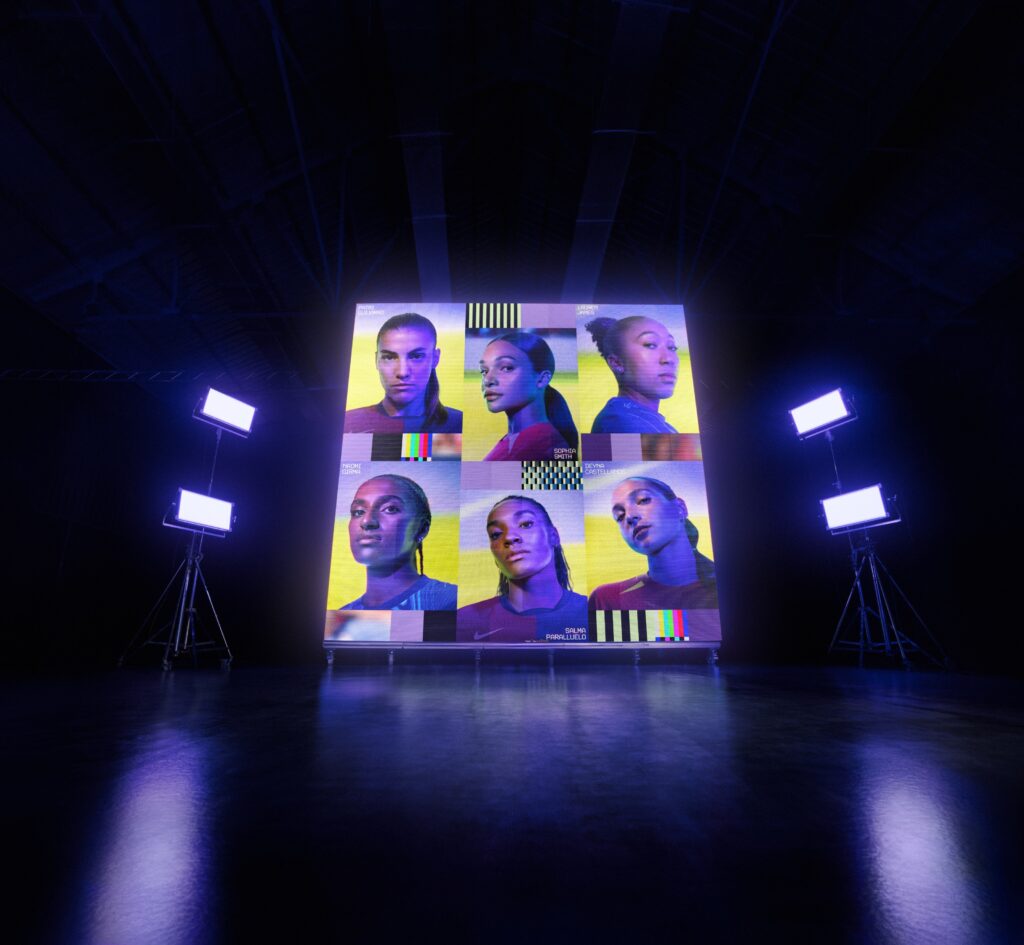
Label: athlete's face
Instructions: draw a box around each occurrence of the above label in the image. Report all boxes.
[348,478,424,569]
[611,479,686,557]
[376,327,439,409]
[479,340,549,414]
[607,317,679,402]
[487,499,558,582]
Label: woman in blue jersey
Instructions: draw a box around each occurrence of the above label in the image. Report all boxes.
[340,474,457,610]
[456,495,588,642]
[584,316,680,433]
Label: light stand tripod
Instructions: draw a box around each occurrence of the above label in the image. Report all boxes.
[828,531,946,668]
[120,427,234,670]
[121,525,233,670]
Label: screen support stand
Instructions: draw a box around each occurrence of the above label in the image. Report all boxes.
[828,534,946,668]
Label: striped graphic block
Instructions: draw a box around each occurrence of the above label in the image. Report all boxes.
[521,461,582,490]
[466,302,522,330]
[593,609,722,643]
[401,433,432,461]
[361,433,461,461]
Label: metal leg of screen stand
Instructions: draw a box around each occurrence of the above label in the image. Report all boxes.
[829,542,945,668]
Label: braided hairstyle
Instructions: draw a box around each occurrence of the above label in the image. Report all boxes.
[360,474,433,573]
[489,495,573,597]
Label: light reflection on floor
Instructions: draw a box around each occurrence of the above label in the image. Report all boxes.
[860,741,984,945]
[74,725,215,945]
[4,665,1021,943]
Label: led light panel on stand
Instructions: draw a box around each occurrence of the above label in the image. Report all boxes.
[790,389,855,438]
[195,388,256,437]
[174,489,234,534]
[821,485,898,534]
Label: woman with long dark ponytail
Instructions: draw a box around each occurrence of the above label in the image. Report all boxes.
[455,495,588,642]
[344,313,463,433]
[478,332,578,461]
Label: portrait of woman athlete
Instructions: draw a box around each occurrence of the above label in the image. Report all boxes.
[479,332,578,461]
[588,477,717,611]
[584,316,680,434]
[339,474,457,610]
[344,312,462,433]
[456,496,588,642]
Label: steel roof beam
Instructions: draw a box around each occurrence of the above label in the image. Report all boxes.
[561,4,673,301]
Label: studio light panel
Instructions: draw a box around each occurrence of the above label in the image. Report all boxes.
[177,489,234,532]
[199,388,256,435]
[821,485,890,531]
[790,389,852,438]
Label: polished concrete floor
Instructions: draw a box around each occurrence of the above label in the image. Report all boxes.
[4,662,1023,944]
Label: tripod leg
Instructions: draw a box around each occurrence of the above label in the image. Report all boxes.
[120,558,186,665]
[872,556,948,664]
[164,565,189,667]
[829,555,867,654]
[853,555,872,667]
[184,559,203,666]
[869,553,905,662]
[197,565,232,664]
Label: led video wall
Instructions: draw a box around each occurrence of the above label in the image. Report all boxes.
[324,302,720,646]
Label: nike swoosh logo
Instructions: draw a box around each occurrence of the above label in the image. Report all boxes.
[473,628,505,640]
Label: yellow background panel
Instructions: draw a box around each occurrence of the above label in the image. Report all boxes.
[577,351,699,434]
[460,370,580,460]
[326,511,460,608]
[583,513,714,590]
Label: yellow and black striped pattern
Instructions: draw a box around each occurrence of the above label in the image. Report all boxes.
[466,302,521,330]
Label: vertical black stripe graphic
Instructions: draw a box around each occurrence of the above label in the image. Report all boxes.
[638,610,648,643]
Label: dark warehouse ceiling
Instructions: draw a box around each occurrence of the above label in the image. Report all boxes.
[2,0,1021,402]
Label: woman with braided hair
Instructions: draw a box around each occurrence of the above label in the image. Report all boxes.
[456,495,588,642]
[340,474,457,610]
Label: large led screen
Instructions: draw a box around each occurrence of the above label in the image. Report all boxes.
[324,302,720,647]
